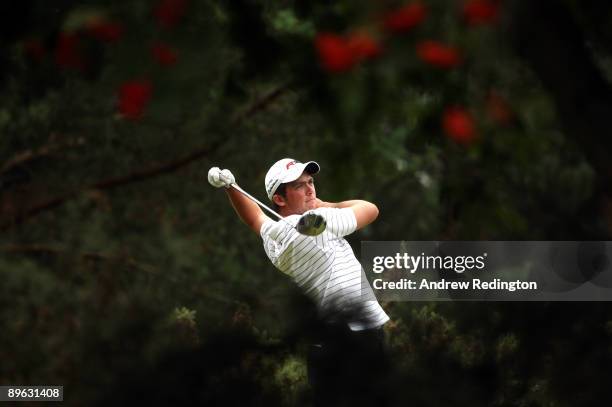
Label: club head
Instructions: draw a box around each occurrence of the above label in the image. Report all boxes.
[297,213,327,236]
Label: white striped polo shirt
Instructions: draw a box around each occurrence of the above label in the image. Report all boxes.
[260,207,389,331]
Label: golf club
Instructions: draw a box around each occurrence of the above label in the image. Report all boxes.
[230,183,326,236]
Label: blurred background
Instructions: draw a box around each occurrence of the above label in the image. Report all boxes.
[2,0,612,405]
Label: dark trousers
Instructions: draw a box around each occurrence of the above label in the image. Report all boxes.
[307,324,390,406]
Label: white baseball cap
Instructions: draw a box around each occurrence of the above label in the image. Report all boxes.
[264,158,320,200]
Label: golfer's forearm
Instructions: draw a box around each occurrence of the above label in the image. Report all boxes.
[321,200,367,209]
[320,200,379,228]
[225,188,266,233]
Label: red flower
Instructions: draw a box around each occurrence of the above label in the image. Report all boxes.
[54,32,86,70]
[151,42,178,66]
[314,33,356,73]
[416,40,461,68]
[443,106,477,144]
[86,21,124,42]
[347,32,383,61]
[154,0,189,29]
[383,2,427,33]
[463,0,500,26]
[23,39,46,62]
[117,79,153,121]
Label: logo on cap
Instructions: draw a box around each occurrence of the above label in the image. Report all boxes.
[285,160,297,170]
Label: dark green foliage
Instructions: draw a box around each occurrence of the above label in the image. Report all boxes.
[2,0,612,405]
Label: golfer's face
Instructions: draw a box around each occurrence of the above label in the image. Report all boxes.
[285,173,316,215]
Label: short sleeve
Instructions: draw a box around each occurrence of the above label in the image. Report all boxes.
[260,216,279,240]
[316,207,357,238]
[260,216,299,242]
[260,215,301,265]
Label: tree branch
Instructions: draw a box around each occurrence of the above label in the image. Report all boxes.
[0,244,158,274]
[1,83,291,230]
[231,82,292,123]
[0,135,83,176]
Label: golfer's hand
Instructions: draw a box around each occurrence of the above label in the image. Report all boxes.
[208,167,235,188]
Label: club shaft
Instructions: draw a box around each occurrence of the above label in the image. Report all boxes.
[230,183,283,220]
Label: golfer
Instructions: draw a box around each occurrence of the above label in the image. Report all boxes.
[208,158,390,405]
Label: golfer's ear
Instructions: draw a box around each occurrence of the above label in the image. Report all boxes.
[272,194,286,207]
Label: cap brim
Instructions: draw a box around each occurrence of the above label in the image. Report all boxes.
[304,161,320,175]
[280,161,320,184]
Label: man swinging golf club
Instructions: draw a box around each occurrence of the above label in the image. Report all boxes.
[208,158,390,405]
